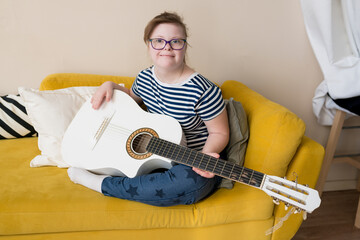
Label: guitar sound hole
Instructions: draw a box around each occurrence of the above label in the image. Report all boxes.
[131,133,152,155]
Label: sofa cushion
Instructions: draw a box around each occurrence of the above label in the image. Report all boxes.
[0,137,274,236]
[221,81,305,177]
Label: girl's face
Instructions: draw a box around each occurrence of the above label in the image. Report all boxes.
[148,23,187,71]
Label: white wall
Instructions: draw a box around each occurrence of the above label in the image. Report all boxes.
[1,0,357,190]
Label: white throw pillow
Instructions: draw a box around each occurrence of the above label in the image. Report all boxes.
[18,86,98,168]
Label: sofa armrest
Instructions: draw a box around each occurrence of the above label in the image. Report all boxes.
[285,136,324,188]
[221,80,324,240]
[221,80,305,177]
[271,136,324,240]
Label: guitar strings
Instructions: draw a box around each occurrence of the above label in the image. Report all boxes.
[150,137,264,186]
[151,137,263,183]
[148,136,264,186]
[100,125,131,142]
[107,124,133,135]
[105,124,151,150]
[102,123,264,185]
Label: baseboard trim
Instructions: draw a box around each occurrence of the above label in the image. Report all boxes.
[323,180,357,191]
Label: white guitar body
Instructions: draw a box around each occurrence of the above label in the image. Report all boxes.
[61,90,183,177]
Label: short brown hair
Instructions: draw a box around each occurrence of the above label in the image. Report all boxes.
[143,12,188,43]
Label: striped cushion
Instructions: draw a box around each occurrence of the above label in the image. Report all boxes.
[0,94,37,139]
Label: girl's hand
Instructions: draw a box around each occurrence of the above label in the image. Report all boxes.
[91,81,116,109]
[192,152,219,178]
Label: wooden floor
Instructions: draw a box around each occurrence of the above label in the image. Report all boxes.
[292,190,360,240]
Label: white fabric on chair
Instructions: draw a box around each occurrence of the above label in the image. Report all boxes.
[301,0,360,125]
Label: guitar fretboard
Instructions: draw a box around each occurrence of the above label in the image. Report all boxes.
[146,137,264,188]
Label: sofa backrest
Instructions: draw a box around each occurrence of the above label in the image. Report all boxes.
[39,73,135,91]
[40,74,305,177]
[221,80,305,177]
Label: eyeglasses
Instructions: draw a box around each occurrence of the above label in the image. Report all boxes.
[149,38,187,50]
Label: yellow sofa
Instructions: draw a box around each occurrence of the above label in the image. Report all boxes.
[0,73,324,240]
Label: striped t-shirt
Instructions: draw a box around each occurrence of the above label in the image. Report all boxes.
[131,66,225,151]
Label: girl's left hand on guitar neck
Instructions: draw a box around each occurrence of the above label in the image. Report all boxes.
[192,152,219,178]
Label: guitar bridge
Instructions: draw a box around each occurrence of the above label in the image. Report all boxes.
[92,111,115,150]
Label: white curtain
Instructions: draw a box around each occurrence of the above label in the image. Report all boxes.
[301,0,360,126]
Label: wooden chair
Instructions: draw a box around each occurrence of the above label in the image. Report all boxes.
[316,109,360,228]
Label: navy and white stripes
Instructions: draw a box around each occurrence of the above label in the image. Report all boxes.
[0,94,36,139]
[132,66,225,150]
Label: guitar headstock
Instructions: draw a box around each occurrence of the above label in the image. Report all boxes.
[261,174,321,217]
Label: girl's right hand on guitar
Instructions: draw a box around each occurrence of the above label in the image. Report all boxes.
[91,81,115,109]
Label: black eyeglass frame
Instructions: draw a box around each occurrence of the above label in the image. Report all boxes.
[148,38,187,50]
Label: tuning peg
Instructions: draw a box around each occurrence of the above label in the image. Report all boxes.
[294,207,302,214]
[302,211,307,220]
[272,198,280,205]
[284,203,290,211]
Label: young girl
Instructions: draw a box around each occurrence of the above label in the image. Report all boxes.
[68,12,229,206]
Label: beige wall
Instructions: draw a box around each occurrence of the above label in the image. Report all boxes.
[1,0,358,190]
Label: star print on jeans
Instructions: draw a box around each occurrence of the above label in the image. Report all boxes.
[155,189,165,198]
[185,168,199,183]
[126,184,139,197]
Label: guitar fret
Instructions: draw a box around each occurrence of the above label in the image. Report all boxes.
[212,158,219,173]
[229,164,236,179]
[173,143,181,161]
[220,160,226,176]
[164,140,174,159]
[190,150,198,167]
[198,155,208,170]
[184,148,192,164]
[248,170,254,185]
[198,154,205,169]
[170,143,177,159]
[178,146,187,164]
[241,168,254,185]
[212,159,225,176]
[168,141,176,159]
[147,137,154,152]
[204,155,211,171]
[229,164,241,181]
[147,138,155,153]
[158,139,167,155]
[252,170,264,188]
[240,168,250,183]
[239,167,244,183]
[222,162,234,178]
[207,156,218,172]
[157,138,166,156]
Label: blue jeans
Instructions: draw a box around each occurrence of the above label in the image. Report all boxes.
[101,164,221,206]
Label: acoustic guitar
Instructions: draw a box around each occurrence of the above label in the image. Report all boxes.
[61,90,321,216]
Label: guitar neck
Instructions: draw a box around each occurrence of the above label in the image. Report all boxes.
[147,136,265,188]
